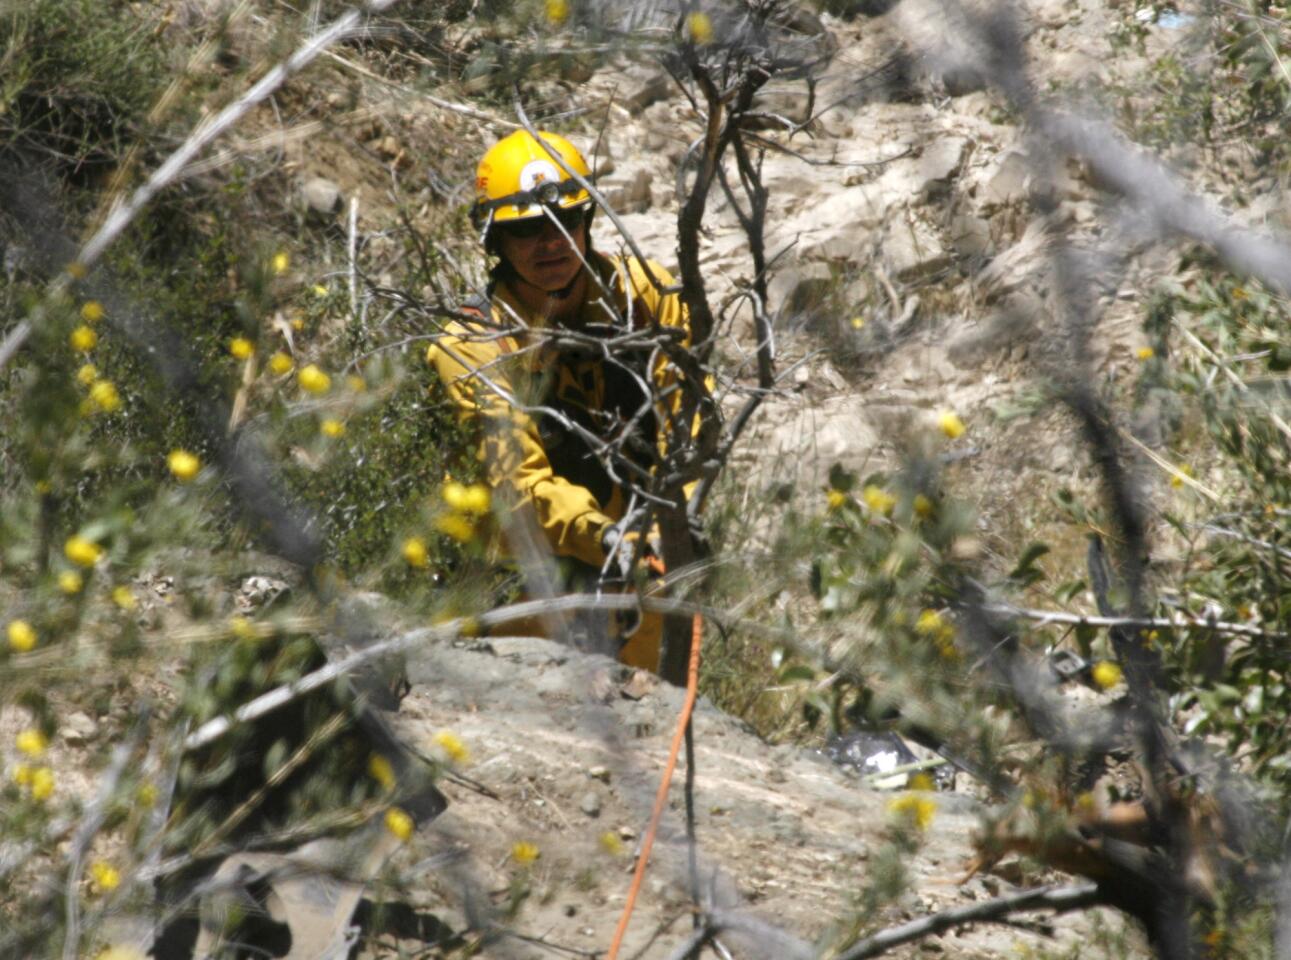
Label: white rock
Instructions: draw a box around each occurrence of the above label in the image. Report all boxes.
[301,177,343,217]
[60,711,98,746]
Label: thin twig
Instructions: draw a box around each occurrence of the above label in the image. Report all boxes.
[835,883,1101,960]
[982,601,1286,641]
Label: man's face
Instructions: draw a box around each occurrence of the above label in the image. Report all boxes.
[496,206,588,293]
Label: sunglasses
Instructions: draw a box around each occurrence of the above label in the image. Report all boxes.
[496,205,587,240]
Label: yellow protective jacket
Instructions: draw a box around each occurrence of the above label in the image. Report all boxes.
[427,253,695,568]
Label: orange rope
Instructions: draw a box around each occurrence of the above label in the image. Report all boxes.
[605,607,703,960]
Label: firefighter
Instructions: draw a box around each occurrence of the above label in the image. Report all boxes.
[427,129,700,671]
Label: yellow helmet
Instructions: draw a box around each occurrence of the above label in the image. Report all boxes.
[471,130,592,234]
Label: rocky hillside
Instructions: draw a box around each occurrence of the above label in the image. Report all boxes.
[6,0,1287,956]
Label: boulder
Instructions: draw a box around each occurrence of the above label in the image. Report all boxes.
[881,214,950,281]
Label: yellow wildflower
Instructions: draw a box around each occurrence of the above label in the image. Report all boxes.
[850,316,865,330]
[7,620,37,653]
[546,0,569,22]
[435,513,474,543]
[228,616,258,641]
[912,493,934,518]
[30,766,54,801]
[402,536,429,569]
[442,481,470,510]
[167,449,201,482]
[298,364,331,394]
[58,570,84,595]
[80,301,105,323]
[346,374,367,393]
[136,782,159,807]
[915,609,944,636]
[937,410,966,440]
[12,764,32,786]
[1170,464,1193,489]
[599,831,625,856]
[461,484,490,514]
[433,730,470,765]
[826,489,848,510]
[1091,660,1123,690]
[229,337,254,360]
[268,352,294,375]
[1136,346,1155,361]
[908,772,936,792]
[77,363,99,386]
[89,380,122,412]
[511,841,540,865]
[368,753,397,790]
[686,10,713,43]
[862,485,896,516]
[384,806,414,842]
[90,860,121,893]
[112,586,137,611]
[70,325,98,352]
[887,792,936,830]
[16,729,48,757]
[271,251,290,275]
[320,418,346,437]
[65,536,104,567]
[312,284,329,298]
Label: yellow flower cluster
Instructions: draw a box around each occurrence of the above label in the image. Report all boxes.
[686,11,714,44]
[1136,346,1155,361]
[77,363,99,386]
[298,364,331,394]
[862,485,896,516]
[229,337,254,360]
[599,831,625,856]
[7,619,36,653]
[13,764,55,801]
[936,410,966,440]
[112,586,137,611]
[915,608,957,657]
[826,488,848,510]
[384,806,414,842]
[1091,660,1123,690]
[320,418,345,438]
[401,536,429,569]
[88,380,122,413]
[511,841,540,865]
[167,449,201,482]
[433,730,470,765]
[59,571,83,594]
[80,301,105,324]
[65,536,104,567]
[269,352,294,375]
[430,481,492,544]
[443,481,490,514]
[16,729,47,757]
[70,325,98,352]
[887,791,937,830]
[368,753,397,790]
[90,860,121,893]
[545,0,569,23]
[271,251,290,275]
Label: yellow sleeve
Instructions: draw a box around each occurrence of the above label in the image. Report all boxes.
[427,324,614,567]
